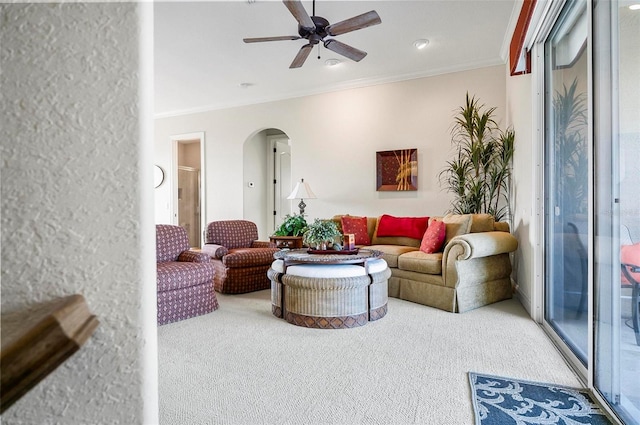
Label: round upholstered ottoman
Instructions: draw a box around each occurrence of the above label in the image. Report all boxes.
[267,258,390,329]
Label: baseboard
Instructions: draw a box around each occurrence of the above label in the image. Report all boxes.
[514,284,534,319]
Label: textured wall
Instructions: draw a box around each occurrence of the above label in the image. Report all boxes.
[1,3,154,423]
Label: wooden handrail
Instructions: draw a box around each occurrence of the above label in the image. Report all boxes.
[1,294,99,413]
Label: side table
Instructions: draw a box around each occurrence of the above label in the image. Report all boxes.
[269,236,303,249]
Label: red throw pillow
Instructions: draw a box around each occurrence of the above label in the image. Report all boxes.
[420,220,446,253]
[376,214,429,240]
[341,216,371,245]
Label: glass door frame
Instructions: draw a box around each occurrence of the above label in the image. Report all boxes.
[531,0,591,384]
[527,0,636,423]
[529,0,629,423]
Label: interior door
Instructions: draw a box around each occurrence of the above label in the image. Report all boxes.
[173,134,204,247]
[178,166,200,247]
[271,137,292,232]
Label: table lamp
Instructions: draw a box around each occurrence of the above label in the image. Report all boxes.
[287,178,316,215]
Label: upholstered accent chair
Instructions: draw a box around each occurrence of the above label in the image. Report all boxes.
[203,220,279,294]
[156,224,219,325]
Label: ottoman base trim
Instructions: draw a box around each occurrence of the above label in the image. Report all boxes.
[369,304,388,321]
[285,311,369,329]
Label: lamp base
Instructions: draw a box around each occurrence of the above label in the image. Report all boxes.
[298,199,306,215]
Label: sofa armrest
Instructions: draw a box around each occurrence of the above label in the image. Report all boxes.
[444,231,518,261]
[178,250,211,263]
[442,231,518,288]
[251,240,276,248]
[202,244,229,259]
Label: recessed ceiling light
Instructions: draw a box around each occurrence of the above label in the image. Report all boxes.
[629,4,640,10]
[413,39,430,50]
[324,58,341,67]
[239,82,253,88]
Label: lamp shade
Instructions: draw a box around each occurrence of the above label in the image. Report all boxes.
[287,179,316,200]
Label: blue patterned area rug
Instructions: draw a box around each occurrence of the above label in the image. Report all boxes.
[468,372,612,424]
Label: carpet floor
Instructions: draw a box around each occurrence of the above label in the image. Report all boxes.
[158,290,582,425]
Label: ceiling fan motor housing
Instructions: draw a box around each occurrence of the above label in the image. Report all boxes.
[298,15,330,43]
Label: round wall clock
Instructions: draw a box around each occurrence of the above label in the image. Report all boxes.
[154,165,165,188]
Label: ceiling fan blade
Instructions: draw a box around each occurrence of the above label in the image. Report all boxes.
[283,0,315,30]
[244,36,301,43]
[290,44,313,68]
[326,10,381,36]
[323,39,367,62]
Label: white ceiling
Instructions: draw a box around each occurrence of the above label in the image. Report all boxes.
[154,0,522,117]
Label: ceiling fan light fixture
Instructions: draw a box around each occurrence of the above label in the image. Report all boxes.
[413,39,430,50]
[325,58,341,67]
[244,0,381,68]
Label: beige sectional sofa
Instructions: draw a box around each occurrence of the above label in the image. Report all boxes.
[332,214,518,313]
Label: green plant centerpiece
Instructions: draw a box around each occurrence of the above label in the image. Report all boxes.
[439,93,515,222]
[273,213,308,237]
[303,218,341,250]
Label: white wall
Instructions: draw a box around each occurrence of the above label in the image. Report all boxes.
[505,65,536,317]
[155,65,507,233]
[1,3,156,423]
[243,131,269,235]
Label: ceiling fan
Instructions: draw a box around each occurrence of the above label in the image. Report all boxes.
[243,0,382,69]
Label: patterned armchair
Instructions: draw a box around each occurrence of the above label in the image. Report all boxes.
[156,224,219,325]
[203,220,279,294]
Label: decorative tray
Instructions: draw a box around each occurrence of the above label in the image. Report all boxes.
[307,249,359,255]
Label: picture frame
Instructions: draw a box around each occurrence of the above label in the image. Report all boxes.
[376,149,418,191]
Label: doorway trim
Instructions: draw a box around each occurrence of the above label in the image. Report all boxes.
[266,134,292,236]
[170,131,206,247]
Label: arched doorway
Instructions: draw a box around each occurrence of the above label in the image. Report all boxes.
[242,128,292,239]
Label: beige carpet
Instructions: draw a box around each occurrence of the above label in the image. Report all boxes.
[158,290,581,425]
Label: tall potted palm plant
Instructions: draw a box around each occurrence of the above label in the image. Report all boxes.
[439,93,515,222]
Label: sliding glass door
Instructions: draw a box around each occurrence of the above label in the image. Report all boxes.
[544,0,589,367]
[593,1,640,423]
[542,1,639,423]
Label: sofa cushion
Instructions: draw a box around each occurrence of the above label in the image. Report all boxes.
[397,251,443,275]
[469,214,496,233]
[376,214,429,240]
[222,248,279,268]
[157,261,215,292]
[341,216,371,245]
[438,214,473,245]
[420,220,446,253]
[368,244,419,268]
